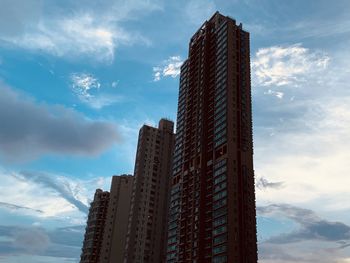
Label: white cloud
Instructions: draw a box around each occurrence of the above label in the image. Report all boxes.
[255,97,350,213]
[252,43,330,87]
[0,170,79,218]
[111,81,119,88]
[153,56,183,81]
[0,167,106,221]
[0,1,160,62]
[254,48,350,223]
[70,73,122,109]
[2,14,130,62]
[264,89,284,99]
[252,46,350,242]
[71,73,101,99]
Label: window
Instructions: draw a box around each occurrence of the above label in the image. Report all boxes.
[214,166,226,177]
[213,198,227,210]
[213,234,227,245]
[213,225,227,236]
[213,190,227,201]
[214,173,226,185]
[213,255,227,263]
[214,182,227,193]
[213,244,226,255]
[213,207,226,218]
[213,216,227,227]
[215,136,227,147]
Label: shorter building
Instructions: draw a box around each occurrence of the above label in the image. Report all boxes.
[124,119,175,263]
[99,175,134,263]
[80,189,110,263]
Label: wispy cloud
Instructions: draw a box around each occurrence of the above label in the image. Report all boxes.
[0,0,159,62]
[253,47,350,219]
[0,167,108,219]
[70,72,122,109]
[153,56,183,81]
[19,171,89,214]
[71,73,101,99]
[263,89,284,99]
[256,177,284,191]
[252,43,329,87]
[0,83,119,162]
[0,170,79,218]
[1,14,130,62]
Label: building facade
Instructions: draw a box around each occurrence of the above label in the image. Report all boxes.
[124,119,175,263]
[99,175,134,263]
[166,12,257,263]
[80,189,110,263]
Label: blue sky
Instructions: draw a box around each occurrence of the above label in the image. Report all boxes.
[0,0,350,262]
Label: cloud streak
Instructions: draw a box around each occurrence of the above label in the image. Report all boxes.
[0,83,119,162]
[0,202,43,214]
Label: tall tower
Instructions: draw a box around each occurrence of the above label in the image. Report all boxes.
[99,175,134,263]
[80,189,110,263]
[166,12,257,263]
[124,119,175,263]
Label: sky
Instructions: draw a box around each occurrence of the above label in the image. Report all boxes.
[0,0,350,262]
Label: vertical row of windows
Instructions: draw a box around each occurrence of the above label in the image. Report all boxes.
[212,157,228,261]
[173,63,188,174]
[237,30,251,153]
[166,184,181,262]
[214,25,228,149]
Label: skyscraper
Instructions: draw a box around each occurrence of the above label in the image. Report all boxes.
[166,12,257,263]
[80,189,110,263]
[124,119,175,263]
[99,175,134,263]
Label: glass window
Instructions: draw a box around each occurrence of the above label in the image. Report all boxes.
[214,182,227,193]
[213,255,227,263]
[213,216,227,227]
[213,234,227,245]
[213,190,227,201]
[213,198,227,210]
[213,207,226,218]
[214,173,226,185]
[213,244,227,255]
[214,166,226,177]
[213,225,227,236]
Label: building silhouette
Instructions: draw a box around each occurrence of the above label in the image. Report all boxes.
[124,119,175,263]
[99,175,134,263]
[80,189,110,263]
[166,12,257,263]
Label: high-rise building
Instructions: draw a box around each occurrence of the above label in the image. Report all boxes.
[166,12,257,263]
[99,175,134,263]
[124,119,175,263]
[80,189,110,263]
